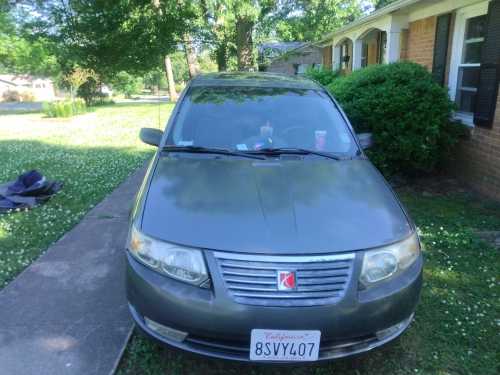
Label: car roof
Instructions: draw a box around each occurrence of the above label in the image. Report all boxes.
[190,72,322,90]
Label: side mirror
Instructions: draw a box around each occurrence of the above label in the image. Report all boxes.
[140,128,163,147]
[357,132,373,150]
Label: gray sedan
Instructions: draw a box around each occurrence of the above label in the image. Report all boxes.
[126,72,423,363]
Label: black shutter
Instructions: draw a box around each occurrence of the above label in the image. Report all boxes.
[474,0,500,128]
[432,13,451,85]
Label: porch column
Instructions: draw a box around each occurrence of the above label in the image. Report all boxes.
[386,14,407,63]
[386,31,401,63]
[333,46,341,70]
[352,39,363,70]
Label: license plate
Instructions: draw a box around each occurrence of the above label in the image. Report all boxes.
[250,329,321,362]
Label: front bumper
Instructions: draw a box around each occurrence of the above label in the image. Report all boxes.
[126,251,423,362]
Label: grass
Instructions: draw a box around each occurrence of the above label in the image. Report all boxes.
[0,102,174,288]
[117,189,500,375]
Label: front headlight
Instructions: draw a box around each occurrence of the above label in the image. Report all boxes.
[360,232,420,285]
[127,226,209,287]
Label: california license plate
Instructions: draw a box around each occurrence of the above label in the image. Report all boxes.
[250,329,321,361]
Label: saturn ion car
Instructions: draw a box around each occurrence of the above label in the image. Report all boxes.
[126,72,423,363]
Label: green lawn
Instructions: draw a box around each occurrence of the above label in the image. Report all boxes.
[0,103,174,288]
[118,189,500,375]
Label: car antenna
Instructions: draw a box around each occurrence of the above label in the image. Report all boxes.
[157,82,161,130]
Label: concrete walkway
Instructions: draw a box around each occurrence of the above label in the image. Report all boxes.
[0,166,147,375]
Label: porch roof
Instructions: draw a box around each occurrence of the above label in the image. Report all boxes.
[317,0,422,45]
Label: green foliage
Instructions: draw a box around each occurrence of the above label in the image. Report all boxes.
[169,51,190,83]
[198,51,218,73]
[0,6,59,76]
[328,62,458,175]
[25,1,197,79]
[111,72,144,98]
[304,67,339,87]
[43,99,87,118]
[77,77,112,106]
[269,0,364,42]
[143,69,168,92]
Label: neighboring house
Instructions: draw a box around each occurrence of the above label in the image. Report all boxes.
[316,0,500,201]
[0,75,56,101]
[263,42,324,75]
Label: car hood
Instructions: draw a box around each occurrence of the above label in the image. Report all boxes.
[140,155,412,254]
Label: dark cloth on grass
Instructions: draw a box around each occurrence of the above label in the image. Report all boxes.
[0,170,62,213]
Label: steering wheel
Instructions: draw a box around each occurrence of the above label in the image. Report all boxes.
[280,125,310,145]
[281,125,307,137]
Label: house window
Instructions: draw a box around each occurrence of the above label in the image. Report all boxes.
[448,1,489,125]
[455,15,487,113]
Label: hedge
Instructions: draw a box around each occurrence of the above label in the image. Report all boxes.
[327,62,463,175]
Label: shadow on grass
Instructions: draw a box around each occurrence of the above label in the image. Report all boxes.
[0,139,152,288]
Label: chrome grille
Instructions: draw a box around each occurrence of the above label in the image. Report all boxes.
[213,252,355,306]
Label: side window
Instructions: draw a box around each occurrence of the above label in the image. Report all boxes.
[455,15,487,113]
[448,1,490,123]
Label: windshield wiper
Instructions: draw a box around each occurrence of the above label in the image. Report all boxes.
[247,147,342,160]
[163,145,265,160]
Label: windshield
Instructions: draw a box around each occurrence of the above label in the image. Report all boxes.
[167,86,357,155]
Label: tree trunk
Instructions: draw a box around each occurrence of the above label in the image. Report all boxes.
[164,55,178,101]
[184,34,200,78]
[236,17,254,71]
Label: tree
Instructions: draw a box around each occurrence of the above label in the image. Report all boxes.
[197,0,278,71]
[183,34,201,78]
[111,71,143,98]
[270,0,365,42]
[65,67,97,102]
[164,56,178,101]
[198,0,236,71]
[0,3,59,76]
[32,1,197,80]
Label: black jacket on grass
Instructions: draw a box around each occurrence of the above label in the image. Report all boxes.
[0,170,62,213]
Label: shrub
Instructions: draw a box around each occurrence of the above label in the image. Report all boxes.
[327,62,459,175]
[2,90,21,102]
[305,67,339,87]
[111,71,143,98]
[43,99,87,118]
[77,77,101,106]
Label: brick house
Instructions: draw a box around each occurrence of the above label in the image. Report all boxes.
[318,0,500,201]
